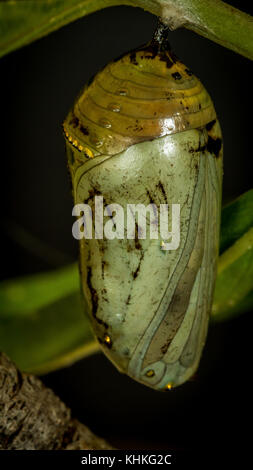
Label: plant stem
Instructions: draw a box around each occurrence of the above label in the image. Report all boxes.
[148,0,253,59]
[0,1,252,59]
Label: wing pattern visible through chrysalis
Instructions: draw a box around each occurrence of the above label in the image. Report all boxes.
[128,147,220,389]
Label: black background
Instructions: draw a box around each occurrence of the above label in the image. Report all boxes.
[0,1,252,452]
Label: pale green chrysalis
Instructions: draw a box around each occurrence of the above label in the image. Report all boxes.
[63,27,223,390]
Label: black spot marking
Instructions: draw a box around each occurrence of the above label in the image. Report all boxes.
[172,72,182,80]
[80,125,89,136]
[126,294,131,305]
[206,136,222,158]
[83,187,102,205]
[133,262,141,279]
[130,51,138,65]
[158,51,174,69]
[132,253,144,279]
[199,103,202,110]
[206,119,216,131]
[86,267,98,317]
[185,68,193,76]
[156,181,168,203]
[69,115,79,128]
[126,120,144,132]
[89,187,102,198]
[101,260,107,280]
[86,267,108,329]
[134,223,142,250]
[98,336,111,348]
[146,189,155,204]
[135,238,142,251]
[99,243,106,255]
[189,142,206,154]
[161,340,170,355]
[123,348,130,357]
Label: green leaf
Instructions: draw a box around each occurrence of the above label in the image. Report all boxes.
[212,189,253,321]
[219,189,253,254]
[0,263,79,317]
[212,227,253,321]
[0,288,98,374]
[0,0,118,59]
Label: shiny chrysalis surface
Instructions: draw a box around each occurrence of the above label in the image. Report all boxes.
[63,27,223,390]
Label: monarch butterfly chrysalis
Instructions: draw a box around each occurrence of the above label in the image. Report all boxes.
[63,23,223,391]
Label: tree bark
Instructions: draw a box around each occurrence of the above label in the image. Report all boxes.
[0,352,114,450]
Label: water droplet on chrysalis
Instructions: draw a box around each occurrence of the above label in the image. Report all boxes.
[90,135,104,148]
[99,118,112,129]
[108,103,121,112]
[117,88,128,96]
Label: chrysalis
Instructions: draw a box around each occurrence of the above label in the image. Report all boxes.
[63,24,223,390]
